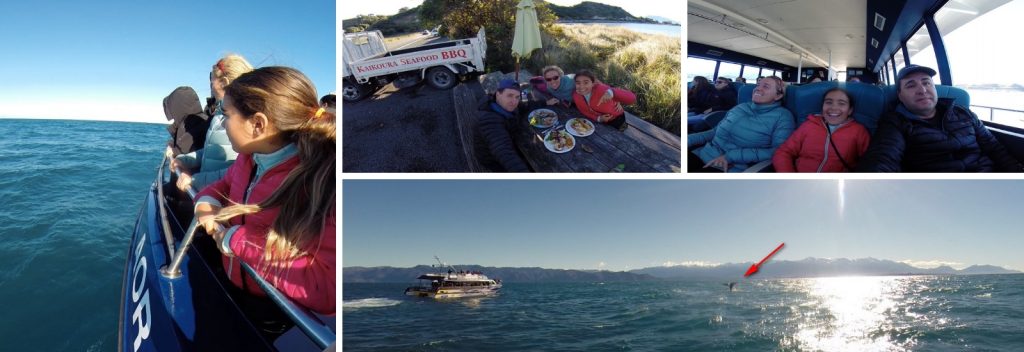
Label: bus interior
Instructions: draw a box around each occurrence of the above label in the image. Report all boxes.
[687,0,1024,167]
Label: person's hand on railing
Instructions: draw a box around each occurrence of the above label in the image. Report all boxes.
[164,145,174,159]
[175,172,193,192]
[195,202,223,236]
[169,157,183,173]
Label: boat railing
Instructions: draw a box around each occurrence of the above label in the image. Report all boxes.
[971,104,1024,128]
[153,156,335,349]
[153,154,179,263]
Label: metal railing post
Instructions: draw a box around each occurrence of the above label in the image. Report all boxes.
[154,155,177,263]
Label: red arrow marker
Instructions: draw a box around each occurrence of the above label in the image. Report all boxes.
[744,243,785,277]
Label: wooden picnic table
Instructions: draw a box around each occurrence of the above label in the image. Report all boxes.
[514,103,680,172]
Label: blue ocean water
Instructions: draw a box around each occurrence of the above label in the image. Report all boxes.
[0,119,165,351]
[344,275,1024,351]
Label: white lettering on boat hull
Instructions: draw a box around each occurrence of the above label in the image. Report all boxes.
[130,232,152,352]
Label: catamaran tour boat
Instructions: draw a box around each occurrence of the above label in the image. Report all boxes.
[405,257,502,299]
[118,155,335,351]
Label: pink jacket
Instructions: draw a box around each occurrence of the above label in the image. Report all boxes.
[572,83,636,123]
[772,114,871,172]
[196,152,336,315]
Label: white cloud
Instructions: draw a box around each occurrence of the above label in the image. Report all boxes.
[597,261,606,268]
[899,259,967,270]
[662,260,721,267]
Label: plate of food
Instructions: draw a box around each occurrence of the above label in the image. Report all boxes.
[543,129,575,153]
[565,118,595,137]
[528,109,558,128]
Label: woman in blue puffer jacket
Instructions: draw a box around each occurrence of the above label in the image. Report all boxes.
[688,76,795,172]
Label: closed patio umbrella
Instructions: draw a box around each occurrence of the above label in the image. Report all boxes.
[511,0,542,81]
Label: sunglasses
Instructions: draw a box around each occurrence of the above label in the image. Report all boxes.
[716,81,727,84]
[545,76,560,82]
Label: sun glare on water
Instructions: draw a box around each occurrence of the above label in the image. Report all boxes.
[791,276,909,351]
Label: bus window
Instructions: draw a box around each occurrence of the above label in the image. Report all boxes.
[893,48,906,74]
[686,56,717,82]
[741,66,760,82]
[931,0,1024,129]
[717,61,741,81]
[906,25,938,76]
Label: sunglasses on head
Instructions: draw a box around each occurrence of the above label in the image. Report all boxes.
[545,76,560,82]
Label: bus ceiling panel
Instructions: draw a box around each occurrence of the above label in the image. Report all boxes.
[688,0,866,70]
[688,41,796,73]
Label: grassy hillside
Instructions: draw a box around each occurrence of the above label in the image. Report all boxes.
[342,7,423,35]
[546,1,656,23]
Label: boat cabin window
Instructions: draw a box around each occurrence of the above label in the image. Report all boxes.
[741,66,761,83]
[935,1,1024,129]
[893,48,907,76]
[717,61,741,82]
[906,25,938,76]
[686,56,717,82]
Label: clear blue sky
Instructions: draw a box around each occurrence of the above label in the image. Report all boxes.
[0,0,335,124]
[343,180,1024,272]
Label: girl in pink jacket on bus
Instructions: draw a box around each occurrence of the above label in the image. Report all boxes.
[194,66,336,315]
[572,69,637,130]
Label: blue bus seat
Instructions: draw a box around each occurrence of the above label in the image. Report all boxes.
[882,84,971,112]
[731,81,744,93]
[790,81,886,134]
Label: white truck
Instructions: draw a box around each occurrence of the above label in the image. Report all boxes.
[342,28,487,102]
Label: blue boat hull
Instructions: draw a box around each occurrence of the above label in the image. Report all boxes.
[118,182,318,351]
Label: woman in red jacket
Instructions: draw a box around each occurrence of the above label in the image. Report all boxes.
[571,70,637,130]
[194,66,336,315]
[772,88,870,172]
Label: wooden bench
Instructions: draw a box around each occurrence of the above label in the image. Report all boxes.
[623,111,682,161]
[452,84,489,172]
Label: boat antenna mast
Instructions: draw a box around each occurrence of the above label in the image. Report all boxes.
[434,255,458,273]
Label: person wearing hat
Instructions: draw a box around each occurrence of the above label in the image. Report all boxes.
[474,79,540,172]
[858,65,1023,172]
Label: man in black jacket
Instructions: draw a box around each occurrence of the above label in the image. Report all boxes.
[475,79,534,172]
[858,65,1023,172]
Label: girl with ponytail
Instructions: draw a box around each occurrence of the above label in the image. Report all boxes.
[194,66,335,315]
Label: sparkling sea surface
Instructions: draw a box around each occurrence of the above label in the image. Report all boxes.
[344,275,1024,351]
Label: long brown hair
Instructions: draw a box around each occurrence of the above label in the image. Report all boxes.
[216,66,335,269]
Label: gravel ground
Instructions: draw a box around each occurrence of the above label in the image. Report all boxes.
[342,81,474,172]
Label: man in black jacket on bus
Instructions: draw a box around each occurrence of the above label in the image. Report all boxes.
[858,65,1024,172]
